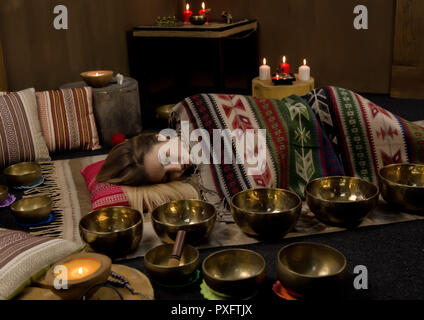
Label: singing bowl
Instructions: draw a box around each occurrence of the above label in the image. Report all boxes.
[306,176,379,227]
[379,163,424,213]
[0,185,8,203]
[202,249,266,297]
[11,195,52,223]
[277,242,347,298]
[80,70,113,88]
[230,188,302,238]
[189,14,207,25]
[4,162,42,186]
[151,200,216,244]
[79,206,143,257]
[144,244,199,284]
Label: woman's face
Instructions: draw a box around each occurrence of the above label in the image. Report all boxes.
[143,137,191,184]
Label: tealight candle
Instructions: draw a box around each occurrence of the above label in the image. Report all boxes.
[280,56,290,74]
[199,2,209,23]
[259,58,271,81]
[60,257,102,281]
[298,59,311,81]
[183,3,193,24]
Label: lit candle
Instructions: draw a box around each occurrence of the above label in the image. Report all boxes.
[183,3,193,24]
[298,59,311,81]
[59,257,102,281]
[199,2,209,23]
[280,56,290,74]
[259,58,271,81]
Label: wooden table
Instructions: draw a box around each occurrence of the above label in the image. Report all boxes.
[252,74,315,100]
[128,20,258,129]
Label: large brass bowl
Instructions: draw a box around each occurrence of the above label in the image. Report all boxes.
[0,185,8,203]
[202,249,266,297]
[151,200,216,244]
[80,70,113,88]
[230,188,302,238]
[144,244,199,284]
[4,162,42,186]
[11,195,52,224]
[277,242,347,298]
[306,176,379,227]
[79,206,143,257]
[379,163,424,213]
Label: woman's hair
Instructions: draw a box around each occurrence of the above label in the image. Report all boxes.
[96,132,159,186]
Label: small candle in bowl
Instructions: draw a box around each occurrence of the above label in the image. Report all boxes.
[80,70,113,88]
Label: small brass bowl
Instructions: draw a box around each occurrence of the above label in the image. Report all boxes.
[4,162,42,186]
[277,242,347,298]
[202,249,266,297]
[11,195,52,224]
[306,176,379,227]
[0,185,8,203]
[230,188,302,238]
[144,244,199,284]
[80,70,113,88]
[189,14,207,25]
[79,206,143,257]
[151,200,216,244]
[379,163,424,213]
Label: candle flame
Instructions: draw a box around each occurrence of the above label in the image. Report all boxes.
[186,3,190,10]
[78,267,83,275]
[304,59,307,65]
[263,58,266,65]
[202,2,205,10]
[282,56,286,63]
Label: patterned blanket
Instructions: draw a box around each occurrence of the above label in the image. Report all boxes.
[173,88,424,215]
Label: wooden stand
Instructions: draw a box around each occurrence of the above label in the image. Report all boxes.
[252,74,315,100]
[61,77,142,146]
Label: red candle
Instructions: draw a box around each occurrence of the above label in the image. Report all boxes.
[280,56,290,74]
[183,3,193,24]
[199,2,209,23]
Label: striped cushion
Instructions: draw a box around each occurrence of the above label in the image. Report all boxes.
[0,229,81,300]
[36,87,101,152]
[0,88,51,168]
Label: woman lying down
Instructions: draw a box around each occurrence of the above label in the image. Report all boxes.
[96,86,424,213]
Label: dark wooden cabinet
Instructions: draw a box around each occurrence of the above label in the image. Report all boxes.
[128,20,258,129]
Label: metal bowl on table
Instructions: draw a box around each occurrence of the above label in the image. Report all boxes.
[230,188,302,239]
[0,185,8,203]
[80,70,114,88]
[202,248,266,297]
[11,195,52,224]
[277,242,347,298]
[4,162,42,186]
[306,176,379,227]
[151,200,216,244]
[79,206,143,258]
[378,163,424,213]
[189,14,207,25]
[144,244,199,284]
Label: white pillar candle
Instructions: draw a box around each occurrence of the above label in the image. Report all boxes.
[259,58,271,81]
[298,59,311,81]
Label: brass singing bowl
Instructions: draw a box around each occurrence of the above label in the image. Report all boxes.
[277,242,347,298]
[379,163,424,213]
[189,14,207,25]
[202,249,266,297]
[0,185,8,203]
[80,70,113,88]
[151,200,216,244]
[79,206,143,257]
[230,188,302,238]
[11,195,52,223]
[4,162,42,186]
[306,176,379,227]
[144,244,199,284]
